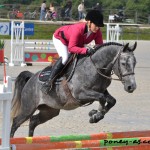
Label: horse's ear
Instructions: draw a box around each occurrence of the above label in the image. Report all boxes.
[129,42,137,51]
[123,43,129,52]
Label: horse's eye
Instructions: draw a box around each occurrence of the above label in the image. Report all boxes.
[122,63,126,66]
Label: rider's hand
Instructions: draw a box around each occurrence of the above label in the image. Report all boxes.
[86,47,95,56]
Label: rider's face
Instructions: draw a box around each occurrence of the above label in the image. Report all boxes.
[88,21,100,33]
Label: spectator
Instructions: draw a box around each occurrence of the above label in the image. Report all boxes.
[49,2,55,13]
[45,7,50,20]
[40,0,46,21]
[93,3,102,13]
[64,0,72,18]
[45,2,57,20]
[78,2,85,20]
[49,3,57,20]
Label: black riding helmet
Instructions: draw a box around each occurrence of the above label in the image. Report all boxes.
[85,10,104,27]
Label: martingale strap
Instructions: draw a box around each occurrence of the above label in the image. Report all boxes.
[62,79,82,110]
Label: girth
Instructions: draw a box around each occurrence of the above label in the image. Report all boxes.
[61,79,82,110]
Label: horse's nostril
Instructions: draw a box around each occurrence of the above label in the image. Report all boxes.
[128,86,132,91]
[127,85,134,93]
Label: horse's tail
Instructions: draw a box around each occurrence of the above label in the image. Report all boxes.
[11,71,34,121]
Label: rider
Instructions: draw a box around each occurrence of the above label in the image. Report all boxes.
[41,9,104,93]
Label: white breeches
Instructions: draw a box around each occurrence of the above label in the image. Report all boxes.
[53,35,69,65]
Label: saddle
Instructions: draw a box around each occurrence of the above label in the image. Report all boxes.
[38,54,79,83]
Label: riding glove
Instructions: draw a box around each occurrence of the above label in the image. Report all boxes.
[86,47,95,56]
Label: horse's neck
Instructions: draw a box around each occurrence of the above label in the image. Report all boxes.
[92,46,119,69]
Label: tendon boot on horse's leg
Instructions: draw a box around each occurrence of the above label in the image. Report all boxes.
[41,57,64,94]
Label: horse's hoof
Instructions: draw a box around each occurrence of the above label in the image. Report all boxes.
[89,112,104,123]
[89,109,97,117]
[96,111,104,120]
[89,117,95,123]
[89,114,99,123]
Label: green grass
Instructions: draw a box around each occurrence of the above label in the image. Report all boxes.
[0,24,150,40]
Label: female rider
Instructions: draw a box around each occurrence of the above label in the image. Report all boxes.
[42,9,104,93]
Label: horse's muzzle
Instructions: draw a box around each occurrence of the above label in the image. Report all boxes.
[124,82,137,93]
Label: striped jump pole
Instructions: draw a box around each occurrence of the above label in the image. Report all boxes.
[25,41,54,50]
[11,137,150,150]
[25,41,52,45]
[25,47,52,50]
[2,130,150,144]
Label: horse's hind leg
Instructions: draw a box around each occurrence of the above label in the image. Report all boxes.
[10,108,36,138]
[29,105,60,137]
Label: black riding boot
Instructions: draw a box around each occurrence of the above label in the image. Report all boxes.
[41,57,64,94]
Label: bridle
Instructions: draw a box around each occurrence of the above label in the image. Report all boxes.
[117,52,135,81]
[90,46,135,82]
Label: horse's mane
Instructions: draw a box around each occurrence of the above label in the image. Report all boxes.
[77,42,123,65]
[94,42,123,52]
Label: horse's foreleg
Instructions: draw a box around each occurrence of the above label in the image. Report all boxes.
[102,90,116,114]
[89,90,116,123]
[29,106,60,136]
[97,90,116,115]
[89,94,106,123]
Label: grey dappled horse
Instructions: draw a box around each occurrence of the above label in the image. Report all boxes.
[10,42,137,137]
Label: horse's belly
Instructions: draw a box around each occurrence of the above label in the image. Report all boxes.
[62,98,80,110]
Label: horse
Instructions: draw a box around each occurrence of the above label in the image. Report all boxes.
[10,42,137,137]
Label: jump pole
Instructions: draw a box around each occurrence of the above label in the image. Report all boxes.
[2,130,150,144]
[24,41,51,45]
[11,137,150,150]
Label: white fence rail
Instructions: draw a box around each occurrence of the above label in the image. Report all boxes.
[0,76,12,150]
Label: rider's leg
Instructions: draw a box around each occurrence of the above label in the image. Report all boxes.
[41,35,69,93]
[41,57,64,93]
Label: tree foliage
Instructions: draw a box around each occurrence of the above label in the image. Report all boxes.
[1,0,150,22]
[1,0,150,13]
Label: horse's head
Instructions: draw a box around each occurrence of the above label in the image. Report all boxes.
[113,42,137,93]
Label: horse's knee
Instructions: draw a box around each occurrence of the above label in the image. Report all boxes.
[106,96,116,110]
[107,97,116,106]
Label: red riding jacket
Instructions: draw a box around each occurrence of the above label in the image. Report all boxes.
[54,22,103,54]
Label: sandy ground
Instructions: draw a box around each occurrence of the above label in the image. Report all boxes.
[0,40,150,137]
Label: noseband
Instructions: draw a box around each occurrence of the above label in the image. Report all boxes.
[90,46,135,82]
